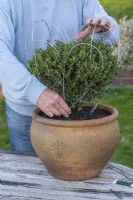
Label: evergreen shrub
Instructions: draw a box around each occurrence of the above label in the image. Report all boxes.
[28,38,123,109]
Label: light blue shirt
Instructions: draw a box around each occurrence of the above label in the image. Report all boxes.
[0,0,120,116]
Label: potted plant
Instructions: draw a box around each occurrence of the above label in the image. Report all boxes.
[28,38,123,181]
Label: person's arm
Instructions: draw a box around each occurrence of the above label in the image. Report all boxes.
[0,2,71,117]
[0,2,46,105]
[76,0,120,46]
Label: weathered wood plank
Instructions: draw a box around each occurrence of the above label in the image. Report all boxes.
[2,186,133,200]
[0,151,133,200]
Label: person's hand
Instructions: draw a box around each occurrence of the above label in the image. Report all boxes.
[75,18,114,40]
[37,88,71,118]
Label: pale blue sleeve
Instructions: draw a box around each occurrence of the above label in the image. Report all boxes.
[82,0,121,46]
[0,2,46,105]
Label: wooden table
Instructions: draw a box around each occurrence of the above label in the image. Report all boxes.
[0,151,133,200]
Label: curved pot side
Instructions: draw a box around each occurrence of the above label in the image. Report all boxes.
[30,104,120,181]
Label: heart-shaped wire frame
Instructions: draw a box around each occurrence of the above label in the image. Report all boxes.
[19,19,121,110]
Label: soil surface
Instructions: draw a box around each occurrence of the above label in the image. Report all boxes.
[39,106,111,120]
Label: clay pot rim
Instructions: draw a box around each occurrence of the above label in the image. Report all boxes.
[32,104,118,127]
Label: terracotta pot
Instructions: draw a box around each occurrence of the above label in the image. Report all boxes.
[30,104,120,181]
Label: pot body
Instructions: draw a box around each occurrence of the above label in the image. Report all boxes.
[30,104,120,181]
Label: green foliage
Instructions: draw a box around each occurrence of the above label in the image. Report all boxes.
[28,38,123,108]
[0,100,6,121]
[0,100,9,150]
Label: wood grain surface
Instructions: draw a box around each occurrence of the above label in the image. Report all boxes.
[0,151,133,200]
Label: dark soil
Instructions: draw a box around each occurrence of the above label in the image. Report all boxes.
[39,106,111,120]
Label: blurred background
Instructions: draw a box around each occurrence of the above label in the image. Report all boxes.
[99,0,133,168]
[100,0,133,20]
[0,0,133,168]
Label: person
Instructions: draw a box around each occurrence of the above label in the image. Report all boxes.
[0,0,120,153]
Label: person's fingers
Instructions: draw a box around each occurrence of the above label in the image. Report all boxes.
[90,19,108,32]
[55,103,70,117]
[49,93,71,116]
[75,24,104,40]
[37,88,71,118]
[86,18,93,24]
[43,98,70,117]
[76,18,106,40]
[45,111,54,118]
[75,27,92,40]
[90,18,102,25]
[39,99,69,118]
[48,107,62,116]
[105,20,114,30]
[99,19,107,26]
[87,18,114,31]
[42,100,70,118]
[96,19,114,31]
[68,17,115,40]
[58,98,71,114]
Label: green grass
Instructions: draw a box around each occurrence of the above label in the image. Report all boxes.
[0,100,9,150]
[100,0,133,20]
[0,86,133,168]
[103,86,133,168]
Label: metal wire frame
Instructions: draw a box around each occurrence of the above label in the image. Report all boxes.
[19,20,121,110]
